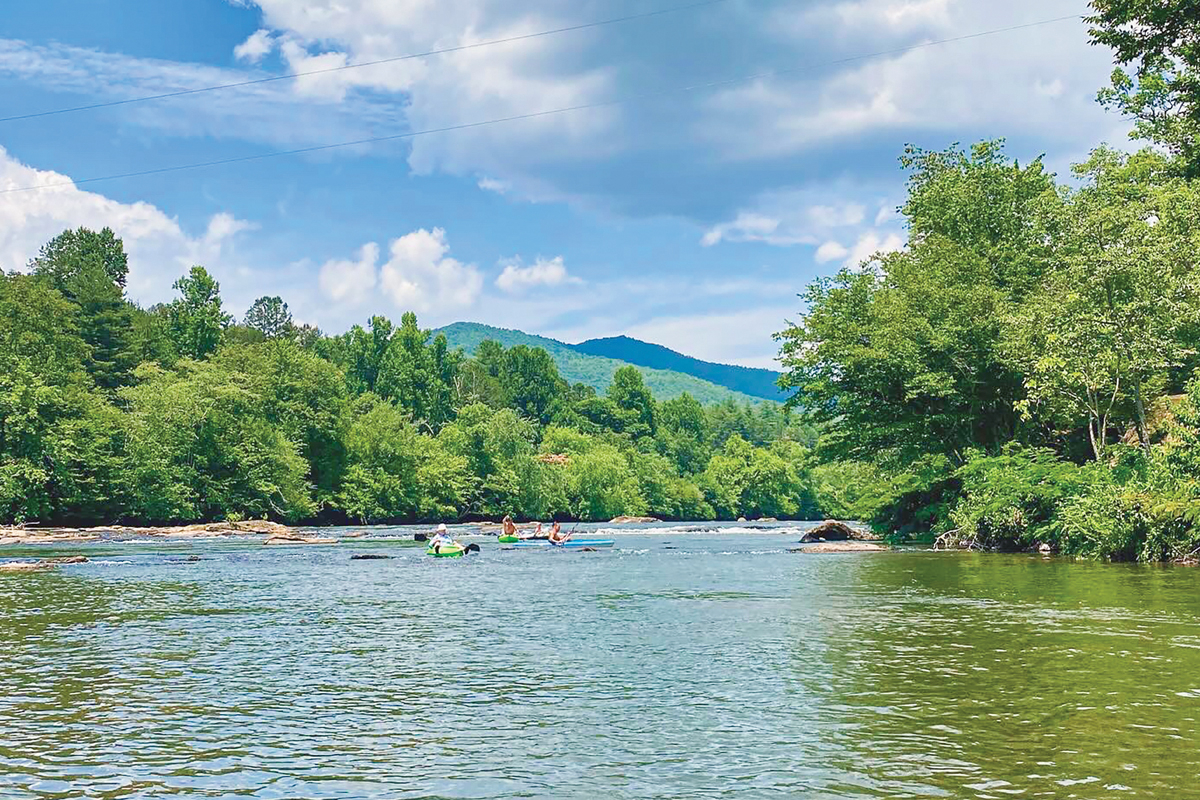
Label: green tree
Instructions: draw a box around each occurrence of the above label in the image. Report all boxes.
[166,266,231,360]
[30,227,138,390]
[1088,0,1200,172]
[608,365,656,437]
[243,296,294,339]
[1008,148,1200,456]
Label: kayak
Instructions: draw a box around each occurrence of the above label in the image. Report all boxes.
[497,535,519,543]
[508,539,614,549]
[427,542,467,558]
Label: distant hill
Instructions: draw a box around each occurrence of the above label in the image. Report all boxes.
[571,335,784,401]
[436,322,768,406]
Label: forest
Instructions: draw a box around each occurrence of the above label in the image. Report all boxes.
[0,239,818,527]
[776,1,1200,561]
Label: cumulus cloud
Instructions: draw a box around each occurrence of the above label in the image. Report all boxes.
[318,242,379,306]
[317,228,482,313]
[0,147,251,303]
[234,29,276,63]
[495,255,576,293]
[815,241,850,263]
[844,230,905,268]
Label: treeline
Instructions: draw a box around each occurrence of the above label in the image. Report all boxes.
[1,234,819,526]
[777,0,1200,562]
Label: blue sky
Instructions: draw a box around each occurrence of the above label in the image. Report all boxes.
[0,0,1127,368]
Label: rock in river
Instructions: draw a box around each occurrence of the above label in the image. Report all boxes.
[790,542,889,554]
[264,535,337,545]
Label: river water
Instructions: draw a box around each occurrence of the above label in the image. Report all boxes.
[3,522,1200,798]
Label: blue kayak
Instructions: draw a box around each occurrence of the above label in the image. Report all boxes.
[508,538,614,549]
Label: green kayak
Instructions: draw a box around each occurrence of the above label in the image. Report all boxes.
[497,535,519,543]
[427,542,467,558]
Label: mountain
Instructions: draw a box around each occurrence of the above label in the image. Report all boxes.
[436,322,769,405]
[571,336,785,401]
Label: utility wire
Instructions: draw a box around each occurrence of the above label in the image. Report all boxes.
[0,14,1083,196]
[0,0,732,124]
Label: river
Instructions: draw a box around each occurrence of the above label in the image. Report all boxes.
[3,522,1200,798]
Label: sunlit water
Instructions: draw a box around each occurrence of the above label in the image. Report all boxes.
[4,522,1200,798]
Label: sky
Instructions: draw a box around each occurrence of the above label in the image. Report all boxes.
[0,0,1130,369]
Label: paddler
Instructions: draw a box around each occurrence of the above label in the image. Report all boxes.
[519,522,543,540]
[430,523,455,553]
[502,515,518,538]
[547,522,572,544]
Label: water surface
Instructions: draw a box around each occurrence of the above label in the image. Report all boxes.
[3,523,1200,798]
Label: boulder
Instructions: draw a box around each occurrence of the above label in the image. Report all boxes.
[0,561,55,573]
[799,520,874,543]
[46,556,89,565]
[609,516,660,524]
[350,554,392,560]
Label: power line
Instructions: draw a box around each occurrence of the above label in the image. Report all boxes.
[0,0,732,124]
[0,14,1083,196]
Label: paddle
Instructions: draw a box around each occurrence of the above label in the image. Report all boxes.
[414,532,428,542]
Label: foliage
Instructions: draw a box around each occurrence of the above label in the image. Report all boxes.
[243,296,294,339]
[1087,0,1200,172]
[166,266,232,360]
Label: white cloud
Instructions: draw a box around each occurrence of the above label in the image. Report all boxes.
[478,177,510,194]
[318,242,379,306]
[815,241,850,263]
[702,190,881,247]
[704,3,1122,160]
[0,147,250,303]
[234,29,276,63]
[495,255,575,293]
[844,230,905,268]
[316,228,483,314]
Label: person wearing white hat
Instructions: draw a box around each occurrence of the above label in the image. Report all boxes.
[430,523,454,553]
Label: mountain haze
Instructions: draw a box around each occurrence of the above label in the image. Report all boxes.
[571,336,784,401]
[436,322,769,405]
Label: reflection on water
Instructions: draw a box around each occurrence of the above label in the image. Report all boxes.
[3,530,1200,798]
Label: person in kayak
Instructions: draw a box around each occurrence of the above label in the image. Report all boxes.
[430,523,456,553]
[547,522,572,544]
[519,522,543,540]
[502,515,518,538]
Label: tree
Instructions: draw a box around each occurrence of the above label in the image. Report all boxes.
[1088,0,1200,172]
[244,296,293,339]
[166,266,231,360]
[1009,148,1200,456]
[501,345,566,425]
[777,142,1058,467]
[608,366,656,437]
[30,227,138,390]
[29,227,128,293]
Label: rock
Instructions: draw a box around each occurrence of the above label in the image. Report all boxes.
[1038,542,1053,554]
[46,556,89,565]
[758,517,779,523]
[263,535,337,545]
[799,520,877,543]
[350,554,392,560]
[737,517,748,522]
[791,542,889,554]
[0,561,55,573]
[609,516,660,524]
[229,520,292,535]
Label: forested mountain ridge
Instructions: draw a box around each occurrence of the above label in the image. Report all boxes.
[571,335,784,401]
[436,322,767,405]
